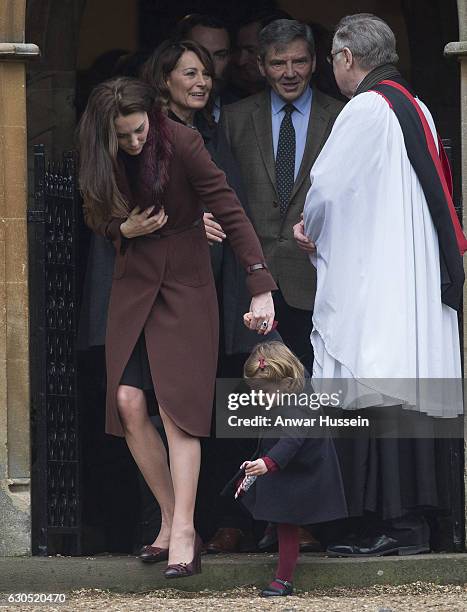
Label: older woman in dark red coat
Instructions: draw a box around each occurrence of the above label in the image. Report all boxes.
[78,77,277,578]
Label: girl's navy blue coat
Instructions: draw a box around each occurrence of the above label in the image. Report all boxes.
[234,434,348,525]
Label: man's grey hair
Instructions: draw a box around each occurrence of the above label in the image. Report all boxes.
[333,13,399,70]
[258,19,315,61]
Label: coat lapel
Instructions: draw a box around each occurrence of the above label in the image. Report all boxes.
[251,91,279,198]
[289,89,332,202]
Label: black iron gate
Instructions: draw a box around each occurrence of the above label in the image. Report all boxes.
[30,145,82,556]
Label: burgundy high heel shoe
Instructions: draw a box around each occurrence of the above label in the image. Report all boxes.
[164,533,203,579]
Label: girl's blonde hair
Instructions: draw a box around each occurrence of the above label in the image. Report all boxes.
[243,341,305,392]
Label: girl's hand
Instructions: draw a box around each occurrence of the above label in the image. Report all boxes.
[121,206,168,238]
[245,292,275,335]
[242,459,268,476]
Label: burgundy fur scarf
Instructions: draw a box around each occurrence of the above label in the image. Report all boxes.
[115,107,173,212]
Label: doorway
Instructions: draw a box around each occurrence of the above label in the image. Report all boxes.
[26,0,464,555]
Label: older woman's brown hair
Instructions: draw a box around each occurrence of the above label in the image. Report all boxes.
[142,39,215,123]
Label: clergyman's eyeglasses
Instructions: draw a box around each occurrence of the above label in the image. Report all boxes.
[326,49,345,65]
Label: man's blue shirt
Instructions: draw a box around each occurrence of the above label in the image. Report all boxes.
[271,86,313,180]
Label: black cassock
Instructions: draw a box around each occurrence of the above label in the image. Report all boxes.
[333,76,464,523]
[331,406,456,521]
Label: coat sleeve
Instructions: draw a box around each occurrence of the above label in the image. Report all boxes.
[83,199,126,253]
[180,127,277,297]
[264,437,306,470]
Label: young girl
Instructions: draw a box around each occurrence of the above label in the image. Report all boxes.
[238,341,347,597]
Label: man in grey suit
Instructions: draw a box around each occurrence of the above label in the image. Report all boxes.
[220,19,344,368]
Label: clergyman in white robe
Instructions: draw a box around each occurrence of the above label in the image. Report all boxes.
[303,90,463,418]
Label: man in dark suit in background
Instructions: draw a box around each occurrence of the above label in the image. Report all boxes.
[174,14,237,121]
[220,19,344,370]
[230,10,293,98]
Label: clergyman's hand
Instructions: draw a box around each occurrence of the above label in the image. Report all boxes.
[293,213,315,253]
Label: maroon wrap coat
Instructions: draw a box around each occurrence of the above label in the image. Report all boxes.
[91,119,277,437]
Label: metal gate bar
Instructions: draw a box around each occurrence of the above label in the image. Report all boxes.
[30,145,82,556]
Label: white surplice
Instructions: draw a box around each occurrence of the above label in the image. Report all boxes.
[303,91,463,417]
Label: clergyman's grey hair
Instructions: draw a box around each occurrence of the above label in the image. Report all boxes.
[333,13,399,70]
[258,19,315,61]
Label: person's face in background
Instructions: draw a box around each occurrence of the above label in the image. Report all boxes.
[231,21,265,95]
[188,25,230,97]
[165,50,212,123]
[114,111,149,155]
[259,38,315,103]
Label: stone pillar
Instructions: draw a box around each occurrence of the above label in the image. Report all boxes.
[445,0,467,550]
[0,0,36,556]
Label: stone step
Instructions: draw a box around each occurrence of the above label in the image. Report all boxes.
[1,553,467,594]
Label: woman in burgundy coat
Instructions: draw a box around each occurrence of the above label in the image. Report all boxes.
[78,77,277,577]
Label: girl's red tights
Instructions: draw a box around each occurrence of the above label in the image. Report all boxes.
[270,523,299,589]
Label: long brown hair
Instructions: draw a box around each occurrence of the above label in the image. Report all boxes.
[142,40,215,124]
[78,77,157,229]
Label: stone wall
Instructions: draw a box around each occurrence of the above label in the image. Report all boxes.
[0,0,31,556]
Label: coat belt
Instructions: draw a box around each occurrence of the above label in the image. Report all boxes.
[143,217,202,239]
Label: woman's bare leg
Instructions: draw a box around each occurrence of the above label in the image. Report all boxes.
[159,406,201,565]
[117,385,175,548]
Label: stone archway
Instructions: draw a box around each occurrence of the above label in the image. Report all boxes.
[26,0,87,156]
